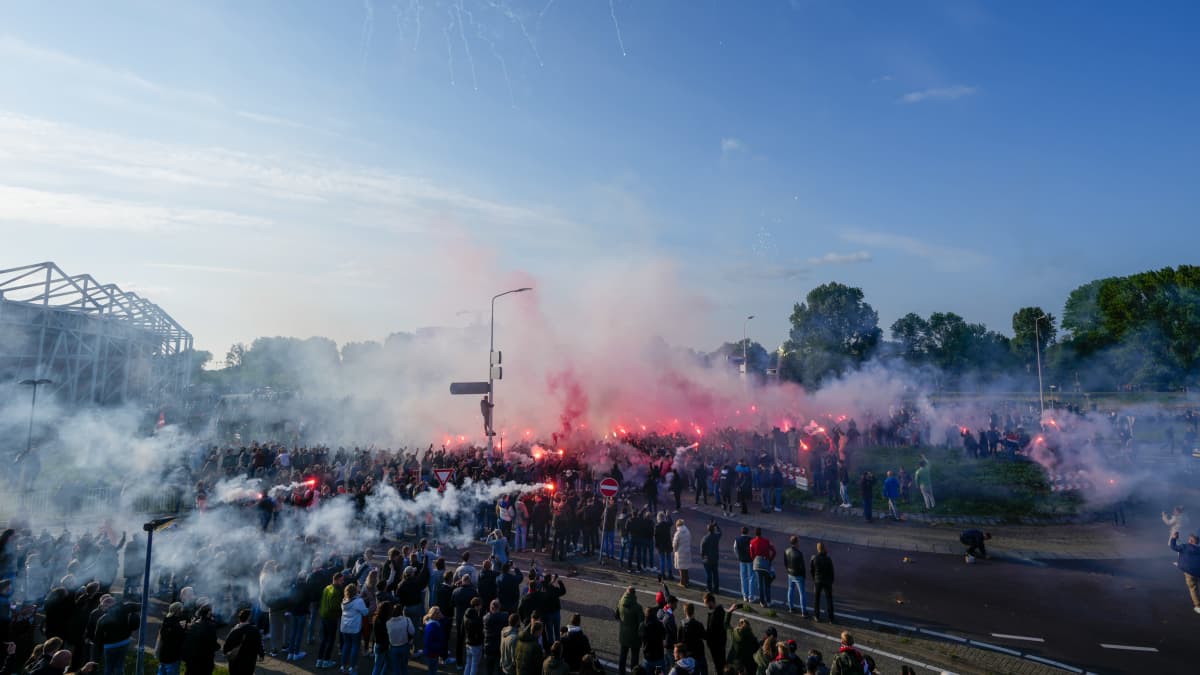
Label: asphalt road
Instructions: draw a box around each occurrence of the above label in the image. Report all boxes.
[461,504,1193,675]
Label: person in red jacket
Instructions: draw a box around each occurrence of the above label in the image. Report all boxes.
[747,529,776,608]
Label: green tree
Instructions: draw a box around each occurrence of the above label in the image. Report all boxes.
[711,340,770,375]
[782,282,881,385]
[890,313,931,362]
[1011,307,1056,368]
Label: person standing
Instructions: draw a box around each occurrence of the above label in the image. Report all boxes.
[423,607,448,675]
[340,584,371,674]
[837,463,851,509]
[386,604,416,675]
[809,543,835,624]
[702,594,735,675]
[317,573,345,669]
[678,603,707,675]
[639,607,667,674]
[828,632,864,675]
[700,523,722,595]
[155,603,187,675]
[733,527,755,603]
[222,608,265,675]
[693,465,709,505]
[615,587,643,675]
[914,455,934,511]
[859,472,875,523]
[672,520,693,589]
[959,530,991,560]
[181,605,219,675]
[783,537,809,617]
[748,529,776,608]
[1168,532,1200,614]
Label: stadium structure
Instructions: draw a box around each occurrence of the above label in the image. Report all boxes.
[0,262,193,406]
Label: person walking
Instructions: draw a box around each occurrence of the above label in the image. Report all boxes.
[914,455,934,511]
[748,528,776,608]
[673,519,693,589]
[882,472,900,521]
[783,537,809,617]
[615,587,643,675]
[960,530,991,560]
[809,543,835,624]
[1168,531,1200,614]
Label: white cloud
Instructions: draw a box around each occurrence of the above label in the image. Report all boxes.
[840,230,985,266]
[144,263,267,276]
[0,185,272,233]
[807,251,872,266]
[720,137,746,154]
[898,85,978,104]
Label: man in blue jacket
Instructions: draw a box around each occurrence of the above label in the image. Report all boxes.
[882,472,901,521]
[1168,531,1200,614]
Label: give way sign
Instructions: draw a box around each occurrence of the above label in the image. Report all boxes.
[433,468,455,488]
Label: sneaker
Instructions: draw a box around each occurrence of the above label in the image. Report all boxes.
[1194,607,1200,614]
[269,650,278,658]
[294,651,307,661]
[774,507,782,512]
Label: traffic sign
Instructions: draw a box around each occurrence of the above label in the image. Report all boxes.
[450,381,491,395]
[490,365,503,380]
[598,477,619,498]
[433,468,455,488]
[491,350,502,366]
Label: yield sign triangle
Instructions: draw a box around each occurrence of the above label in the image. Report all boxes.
[433,468,455,487]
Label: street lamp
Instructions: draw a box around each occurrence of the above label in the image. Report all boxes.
[1033,314,1048,418]
[135,516,178,675]
[488,287,532,463]
[742,315,755,375]
[18,378,52,462]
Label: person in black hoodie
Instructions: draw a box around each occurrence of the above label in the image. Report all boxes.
[639,607,667,673]
[70,582,102,670]
[702,594,737,675]
[451,576,478,665]
[95,601,138,675]
[395,562,429,655]
[222,608,265,675]
[155,602,187,675]
[559,613,591,673]
[462,597,485,675]
[477,560,499,610]
[41,581,75,642]
[182,605,219,675]
[496,563,521,614]
[482,599,509,675]
[540,574,566,643]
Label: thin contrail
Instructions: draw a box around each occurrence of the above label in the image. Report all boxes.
[609,0,627,56]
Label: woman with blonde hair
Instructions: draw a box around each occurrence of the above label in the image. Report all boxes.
[423,607,448,675]
[672,519,692,589]
[340,583,370,674]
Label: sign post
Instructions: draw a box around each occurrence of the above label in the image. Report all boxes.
[597,477,620,565]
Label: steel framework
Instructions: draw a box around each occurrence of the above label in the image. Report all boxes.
[0,262,193,406]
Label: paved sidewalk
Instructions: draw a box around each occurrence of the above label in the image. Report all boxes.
[689,501,1164,561]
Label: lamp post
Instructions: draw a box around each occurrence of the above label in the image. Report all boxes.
[742,315,755,375]
[488,287,532,463]
[1034,314,1048,417]
[18,378,52,460]
[135,516,178,675]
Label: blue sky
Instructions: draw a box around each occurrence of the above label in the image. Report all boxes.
[1,1,1196,357]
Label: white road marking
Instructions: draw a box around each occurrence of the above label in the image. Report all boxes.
[1099,643,1159,652]
[967,640,1023,657]
[918,629,967,643]
[873,619,917,631]
[1024,654,1084,672]
[990,633,1045,643]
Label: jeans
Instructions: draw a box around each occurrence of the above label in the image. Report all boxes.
[738,562,756,600]
[756,570,772,606]
[863,496,873,521]
[618,646,640,675]
[427,655,440,675]
[603,530,616,558]
[642,657,666,674]
[157,662,180,675]
[839,483,850,505]
[287,613,309,654]
[703,563,719,594]
[319,618,339,661]
[514,524,527,551]
[773,488,783,510]
[371,644,390,675]
[887,498,900,520]
[341,630,362,670]
[103,642,130,675]
[920,485,935,509]
[544,611,561,643]
[657,551,673,577]
[786,575,808,613]
[269,608,287,651]
[389,643,411,675]
[637,538,653,570]
[464,645,483,675]
[620,535,632,566]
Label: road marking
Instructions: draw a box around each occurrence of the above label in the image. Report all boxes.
[967,640,1023,657]
[1099,643,1158,652]
[873,619,917,631]
[569,576,953,674]
[990,633,1045,643]
[1024,654,1084,672]
[917,629,967,643]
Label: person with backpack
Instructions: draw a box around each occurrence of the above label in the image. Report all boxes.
[222,608,265,675]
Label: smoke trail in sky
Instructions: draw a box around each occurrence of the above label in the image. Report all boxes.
[443,11,456,85]
[456,0,479,91]
[609,0,627,56]
[484,0,543,67]
[361,0,376,71]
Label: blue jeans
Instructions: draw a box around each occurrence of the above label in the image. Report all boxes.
[371,644,390,675]
[603,531,616,558]
[287,613,308,654]
[657,552,673,577]
[427,655,440,675]
[464,645,482,675]
[157,662,180,675]
[515,524,527,551]
[340,630,361,669]
[642,657,666,674]
[786,575,808,613]
[103,641,130,675]
[773,488,783,509]
[389,644,411,675]
[620,536,632,566]
[544,611,561,643]
[704,563,719,593]
[738,562,756,600]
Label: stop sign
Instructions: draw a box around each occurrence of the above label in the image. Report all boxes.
[598,477,620,498]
